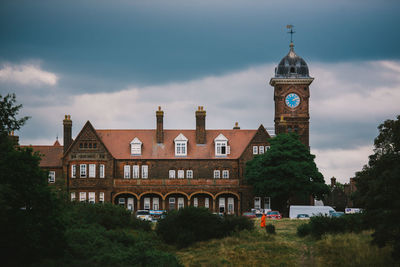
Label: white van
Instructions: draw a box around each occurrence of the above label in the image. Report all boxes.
[289,205,336,219]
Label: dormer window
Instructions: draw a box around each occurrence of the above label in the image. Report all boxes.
[214,133,230,157]
[130,137,142,155]
[174,133,188,156]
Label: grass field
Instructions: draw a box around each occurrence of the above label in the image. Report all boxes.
[174,218,397,267]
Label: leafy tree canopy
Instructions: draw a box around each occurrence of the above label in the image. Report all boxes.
[354,115,400,260]
[245,133,329,212]
[0,93,29,135]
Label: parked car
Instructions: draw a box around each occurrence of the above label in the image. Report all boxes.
[331,211,345,217]
[243,212,256,218]
[136,210,152,221]
[266,211,282,219]
[296,213,310,220]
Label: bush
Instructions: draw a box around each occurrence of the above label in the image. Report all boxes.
[266,224,276,234]
[297,214,367,239]
[156,207,253,248]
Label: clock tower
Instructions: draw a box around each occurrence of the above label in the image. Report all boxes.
[270,42,314,147]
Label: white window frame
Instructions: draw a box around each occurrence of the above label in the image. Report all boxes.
[71,192,76,201]
[99,164,105,178]
[169,170,176,179]
[265,146,270,152]
[118,198,125,206]
[71,164,76,178]
[144,197,151,210]
[174,133,188,156]
[186,170,193,179]
[214,134,229,157]
[264,197,271,210]
[153,197,159,210]
[88,192,95,204]
[127,198,134,211]
[48,171,55,183]
[141,165,148,179]
[89,164,96,178]
[124,165,131,179]
[177,170,184,179]
[178,197,184,209]
[205,198,209,208]
[133,165,139,179]
[213,170,220,179]
[259,146,265,154]
[193,197,198,207]
[254,197,261,209]
[130,137,142,155]
[169,197,175,210]
[253,146,258,155]
[219,197,225,213]
[80,164,87,178]
[222,170,229,179]
[79,192,86,202]
[99,192,104,203]
[228,197,234,214]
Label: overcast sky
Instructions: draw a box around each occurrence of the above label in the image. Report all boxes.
[1,0,399,184]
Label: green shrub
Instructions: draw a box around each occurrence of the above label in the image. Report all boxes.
[156,207,253,248]
[297,214,368,239]
[297,223,311,237]
[266,224,276,234]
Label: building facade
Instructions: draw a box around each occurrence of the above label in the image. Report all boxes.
[24,41,313,214]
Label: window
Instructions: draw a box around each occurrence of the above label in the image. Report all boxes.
[264,197,271,210]
[142,165,148,179]
[186,170,193,179]
[71,192,76,201]
[169,197,175,210]
[124,165,131,178]
[205,198,209,208]
[48,171,55,183]
[265,146,270,152]
[178,170,184,179]
[89,192,95,204]
[253,146,258,155]
[89,164,96,178]
[130,137,142,155]
[79,192,86,202]
[133,165,139,178]
[144,197,150,210]
[169,170,176,179]
[222,170,229,179]
[193,197,198,207]
[228,197,234,214]
[127,198,134,211]
[214,134,230,156]
[99,164,105,178]
[80,164,87,178]
[174,133,188,156]
[71,165,76,178]
[259,146,264,154]
[213,170,220,179]
[254,197,261,209]
[153,198,159,210]
[178,197,184,209]
[99,192,104,203]
[219,197,225,213]
[118,198,125,206]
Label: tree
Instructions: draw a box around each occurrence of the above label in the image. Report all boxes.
[0,93,65,266]
[245,133,329,214]
[354,115,400,260]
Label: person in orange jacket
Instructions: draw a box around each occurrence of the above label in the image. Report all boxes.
[260,213,266,228]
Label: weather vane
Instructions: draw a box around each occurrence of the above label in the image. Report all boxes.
[286,24,295,43]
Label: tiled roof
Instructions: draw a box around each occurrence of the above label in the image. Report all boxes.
[21,144,63,167]
[96,129,258,159]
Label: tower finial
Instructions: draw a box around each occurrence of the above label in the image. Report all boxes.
[286,24,295,46]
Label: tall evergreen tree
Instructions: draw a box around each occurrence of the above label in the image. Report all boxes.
[245,133,329,214]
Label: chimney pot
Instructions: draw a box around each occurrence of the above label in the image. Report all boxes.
[233,122,240,129]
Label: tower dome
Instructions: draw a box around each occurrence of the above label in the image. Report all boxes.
[275,42,309,78]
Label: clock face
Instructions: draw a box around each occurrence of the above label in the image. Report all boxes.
[285,93,300,108]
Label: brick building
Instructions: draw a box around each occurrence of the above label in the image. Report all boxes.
[23,41,314,214]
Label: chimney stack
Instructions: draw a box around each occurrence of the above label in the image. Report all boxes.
[233,122,240,130]
[63,115,72,154]
[196,106,206,144]
[331,177,336,187]
[156,106,164,143]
